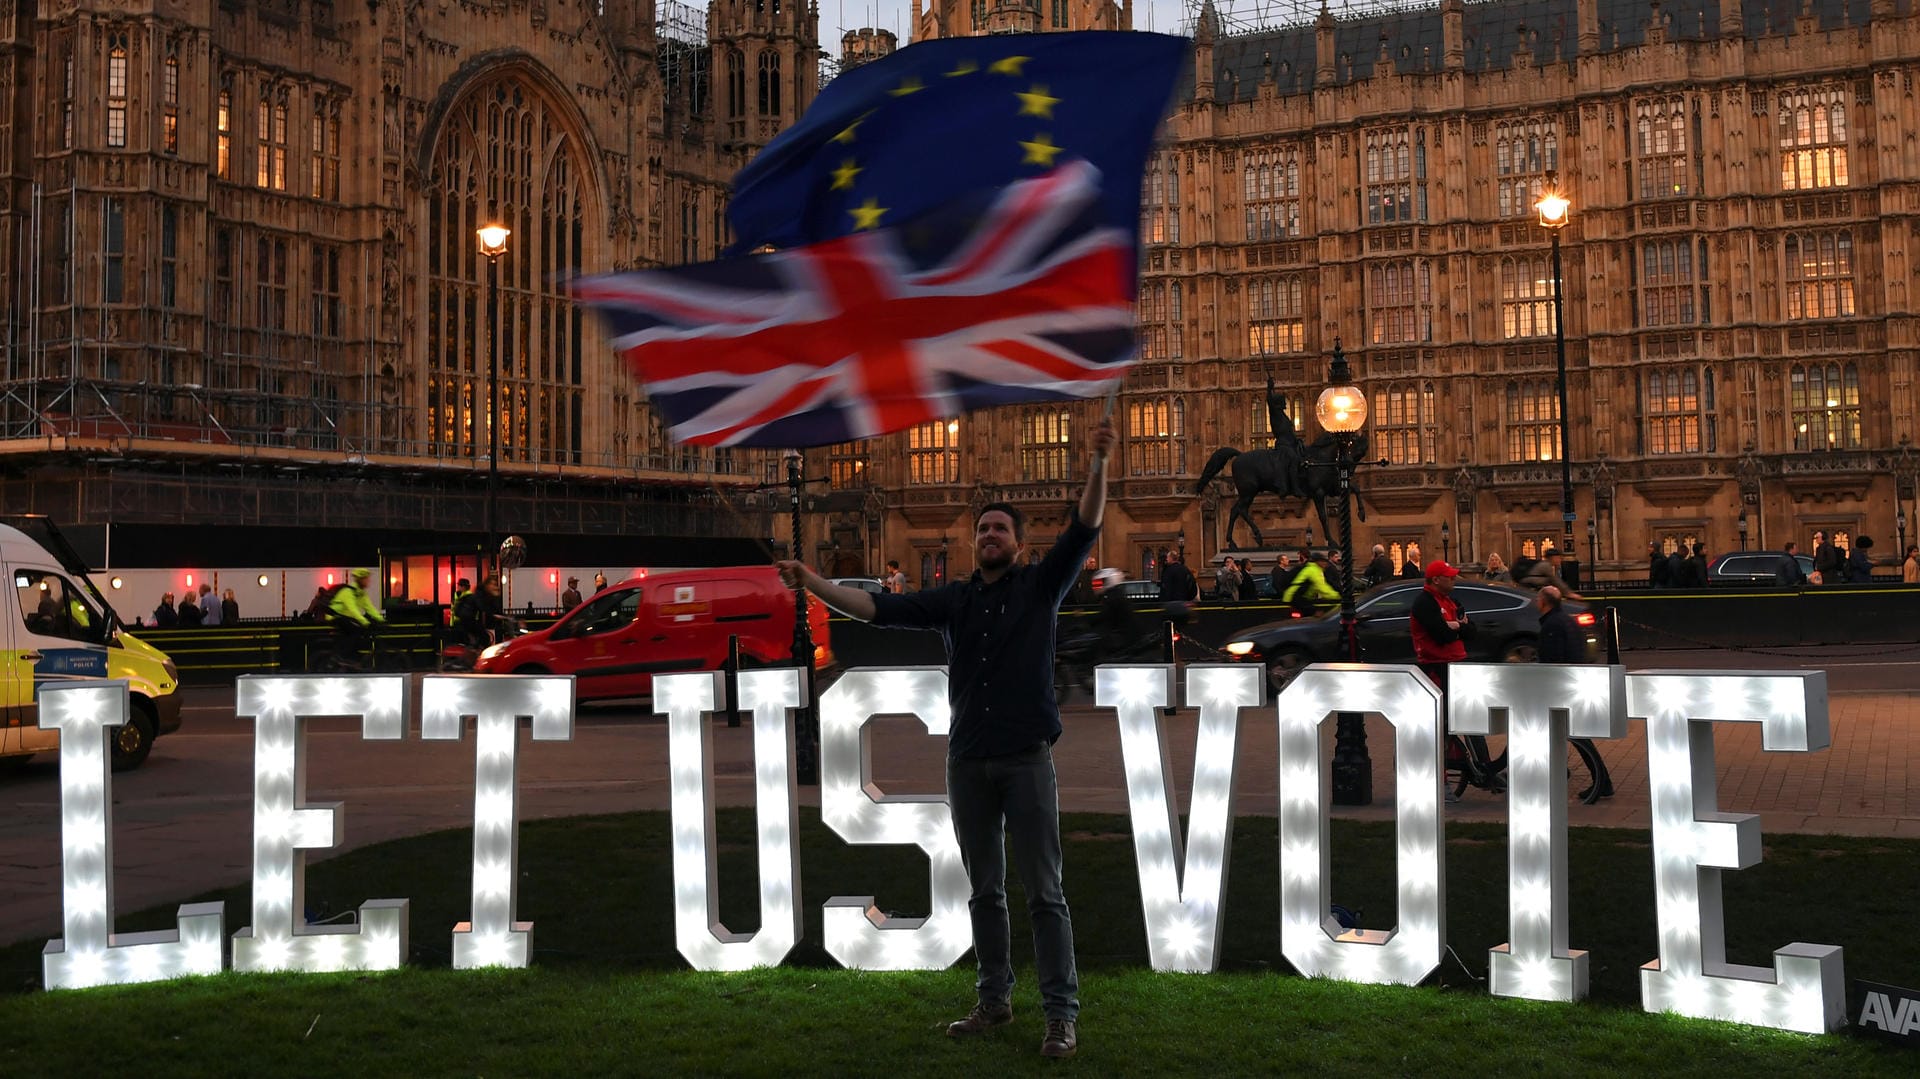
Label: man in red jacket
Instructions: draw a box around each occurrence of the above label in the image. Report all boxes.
[1409,559,1474,695]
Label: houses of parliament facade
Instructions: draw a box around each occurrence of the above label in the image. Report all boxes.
[4,0,1919,587]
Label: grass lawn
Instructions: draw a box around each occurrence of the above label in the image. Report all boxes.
[0,810,1913,1076]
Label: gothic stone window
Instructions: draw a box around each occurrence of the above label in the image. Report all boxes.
[1494,117,1557,218]
[1504,379,1559,463]
[162,49,180,154]
[1363,127,1426,224]
[106,33,128,148]
[1784,230,1855,319]
[1499,254,1556,339]
[908,419,960,484]
[1790,362,1861,451]
[757,51,782,117]
[1376,381,1435,465]
[216,86,232,179]
[1020,408,1071,482]
[1636,238,1704,327]
[427,78,591,466]
[1143,155,1180,244]
[1368,259,1432,345]
[1778,86,1849,190]
[1642,366,1715,456]
[1248,275,1305,356]
[1243,146,1301,240]
[1126,397,1185,477]
[1139,280,1181,360]
[1633,95,1691,199]
[828,440,870,486]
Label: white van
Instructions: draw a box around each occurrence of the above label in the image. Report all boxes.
[0,522,182,769]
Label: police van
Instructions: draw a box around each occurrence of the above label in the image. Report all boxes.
[0,520,182,770]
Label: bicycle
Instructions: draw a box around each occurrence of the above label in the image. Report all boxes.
[1444,733,1613,805]
[309,627,409,673]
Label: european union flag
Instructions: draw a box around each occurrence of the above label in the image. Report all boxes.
[726,31,1188,265]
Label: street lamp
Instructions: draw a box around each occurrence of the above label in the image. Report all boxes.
[476,223,511,582]
[1737,513,1749,552]
[1316,339,1371,806]
[1440,521,1451,564]
[1899,509,1909,562]
[939,534,949,585]
[1536,177,1575,563]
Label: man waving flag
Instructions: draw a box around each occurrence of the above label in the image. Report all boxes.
[575,31,1186,448]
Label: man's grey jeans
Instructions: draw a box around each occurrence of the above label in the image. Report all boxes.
[946,740,1079,1021]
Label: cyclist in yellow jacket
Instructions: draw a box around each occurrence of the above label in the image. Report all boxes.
[327,568,385,668]
[1282,548,1340,615]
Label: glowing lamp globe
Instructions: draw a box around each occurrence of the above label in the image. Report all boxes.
[1316,384,1368,434]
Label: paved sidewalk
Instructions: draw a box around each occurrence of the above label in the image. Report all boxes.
[0,689,1914,942]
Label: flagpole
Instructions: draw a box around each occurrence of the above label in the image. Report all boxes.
[784,448,822,786]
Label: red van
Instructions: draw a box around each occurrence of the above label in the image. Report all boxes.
[472,565,832,701]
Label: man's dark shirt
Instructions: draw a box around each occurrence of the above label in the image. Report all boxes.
[1159,561,1196,602]
[1537,606,1580,663]
[1776,553,1807,586]
[1649,552,1671,587]
[869,516,1099,758]
[1364,554,1394,585]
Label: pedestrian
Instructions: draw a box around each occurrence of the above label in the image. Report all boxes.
[775,416,1115,1061]
[1905,545,1919,584]
[1812,530,1841,584]
[1158,548,1197,603]
[1483,553,1512,584]
[592,572,609,593]
[1521,547,1581,599]
[1215,556,1242,600]
[1268,554,1297,598]
[884,560,907,594]
[1409,559,1474,697]
[1534,585,1613,800]
[1847,535,1876,583]
[1778,541,1809,586]
[561,576,584,608]
[1399,542,1424,579]
[1647,541,1671,588]
[152,592,178,628]
[1364,544,1393,588]
[199,583,223,626]
[1665,544,1689,589]
[1282,548,1338,614]
[221,588,239,624]
[1686,542,1710,588]
[177,588,203,626]
[1236,558,1259,601]
[305,585,332,622]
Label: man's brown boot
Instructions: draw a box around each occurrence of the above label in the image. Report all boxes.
[1040,1018,1077,1058]
[947,1001,1013,1037]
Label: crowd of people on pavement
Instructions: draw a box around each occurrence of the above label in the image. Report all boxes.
[148,583,239,627]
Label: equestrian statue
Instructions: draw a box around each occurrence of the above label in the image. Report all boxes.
[1193,377,1369,549]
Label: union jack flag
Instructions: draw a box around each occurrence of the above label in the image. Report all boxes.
[574,160,1136,449]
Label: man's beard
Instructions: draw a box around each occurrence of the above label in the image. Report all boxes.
[977,543,1015,571]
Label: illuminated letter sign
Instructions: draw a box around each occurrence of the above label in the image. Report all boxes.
[40,681,224,989]
[1449,663,1627,1002]
[231,675,410,973]
[1098,664,1262,973]
[659,669,803,971]
[817,668,969,970]
[421,674,575,969]
[1277,665,1444,986]
[1628,671,1845,1033]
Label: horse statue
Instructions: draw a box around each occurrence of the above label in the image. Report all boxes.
[1193,380,1370,549]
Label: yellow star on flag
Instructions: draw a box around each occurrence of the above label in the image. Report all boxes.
[945,59,979,77]
[888,76,925,98]
[1017,84,1060,119]
[989,55,1031,76]
[830,159,861,191]
[830,110,874,144]
[849,197,887,230]
[1019,133,1063,167]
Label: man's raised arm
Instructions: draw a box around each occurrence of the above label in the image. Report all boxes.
[776,561,878,621]
[1077,417,1116,530]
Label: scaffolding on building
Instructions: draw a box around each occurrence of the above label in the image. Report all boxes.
[1183,0,1460,36]
[656,0,712,114]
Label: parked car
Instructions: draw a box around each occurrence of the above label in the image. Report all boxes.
[474,565,831,701]
[1103,579,1162,602]
[829,577,887,596]
[1706,551,1816,585]
[1221,579,1600,691]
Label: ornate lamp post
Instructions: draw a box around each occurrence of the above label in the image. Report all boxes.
[1536,178,1576,562]
[1738,513,1750,552]
[1899,509,1909,562]
[1440,521,1451,565]
[475,224,511,582]
[1317,341,1371,805]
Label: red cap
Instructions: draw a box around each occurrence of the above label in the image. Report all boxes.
[1424,560,1459,579]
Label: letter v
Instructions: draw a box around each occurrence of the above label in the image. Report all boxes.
[1097,663,1263,973]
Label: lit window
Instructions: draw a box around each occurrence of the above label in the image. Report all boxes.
[1243,146,1303,240]
[1789,363,1861,451]
[1125,397,1185,477]
[1020,409,1072,482]
[1783,231,1855,320]
[1778,86,1849,190]
[1494,118,1557,218]
[1375,382,1436,465]
[1499,255,1557,339]
[106,35,128,148]
[1504,379,1560,462]
[1634,96,1691,199]
[1368,260,1432,345]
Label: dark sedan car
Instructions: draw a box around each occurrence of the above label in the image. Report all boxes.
[1705,551,1815,585]
[1220,580,1601,690]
